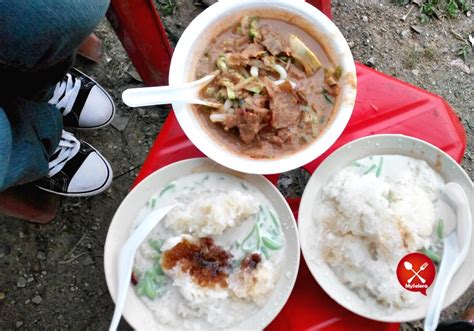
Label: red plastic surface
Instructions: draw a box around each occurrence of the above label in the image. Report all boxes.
[107,0,173,86]
[108,1,467,330]
[134,63,466,185]
[130,63,466,331]
[306,0,332,19]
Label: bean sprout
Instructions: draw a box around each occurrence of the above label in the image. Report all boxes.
[250,66,259,77]
[210,113,227,123]
[223,99,233,112]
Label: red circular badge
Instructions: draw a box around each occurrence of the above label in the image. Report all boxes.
[396,252,436,296]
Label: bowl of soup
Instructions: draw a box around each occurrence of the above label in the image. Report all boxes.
[170,0,356,174]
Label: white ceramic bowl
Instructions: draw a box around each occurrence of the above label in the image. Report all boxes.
[169,0,356,174]
[104,158,300,330]
[299,134,474,322]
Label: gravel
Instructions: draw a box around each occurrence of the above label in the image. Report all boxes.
[36,251,46,260]
[31,295,42,305]
[16,278,26,288]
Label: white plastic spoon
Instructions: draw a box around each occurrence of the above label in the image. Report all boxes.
[424,182,472,331]
[109,204,176,331]
[122,72,220,108]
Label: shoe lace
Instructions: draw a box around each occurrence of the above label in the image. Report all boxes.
[48,131,81,177]
[48,73,81,116]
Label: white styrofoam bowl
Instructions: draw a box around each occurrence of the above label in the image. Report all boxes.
[104,158,300,330]
[299,134,474,322]
[169,0,356,174]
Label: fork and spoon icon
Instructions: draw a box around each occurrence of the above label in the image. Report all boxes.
[404,261,429,284]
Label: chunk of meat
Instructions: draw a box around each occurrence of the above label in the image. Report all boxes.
[277,129,292,142]
[240,43,265,61]
[224,114,237,130]
[225,53,242,67]
[242,141,274,158]
[244,95,268,110]
[269,135,284,146]
[236,109,261,143]
[253,107,270,122]
[235,36,250,51]
[222,36,250,52]
[248,59,265,69]
[220,39,236,52]
[288,64,307,80]
[268,129,292,146]
[264,78,300,129]
[243,95,270,122]
[260,26,288,56]
[294,84,312,104]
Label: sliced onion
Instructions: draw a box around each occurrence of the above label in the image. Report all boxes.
[210,113,227,123]
[272,64,296,88]
[250,66,259,77]
[272,64,287,81]
[223,99,233,112]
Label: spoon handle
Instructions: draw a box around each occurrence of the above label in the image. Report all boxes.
[109,205,176,331]
[425,183,473,331]
[423,234,459,331]
[122,74,216,107]
[122,84,195,107]
[109,243,135,331]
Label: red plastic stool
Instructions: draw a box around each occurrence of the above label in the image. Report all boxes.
[0,184,60,224]
[106,1,466,330]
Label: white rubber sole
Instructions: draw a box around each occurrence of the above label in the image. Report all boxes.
[36,154,114,197]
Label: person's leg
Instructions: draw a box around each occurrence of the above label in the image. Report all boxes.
[0,0,110,101]
[0,97,113,196]
[0,99,62,191]
[0,0,114,195]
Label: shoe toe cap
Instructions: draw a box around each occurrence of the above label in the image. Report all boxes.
[68,151,113,195]
[78,86,115,128]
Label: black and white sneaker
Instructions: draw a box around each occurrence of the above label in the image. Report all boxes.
[48,68,115,129]
[37,131,113,197]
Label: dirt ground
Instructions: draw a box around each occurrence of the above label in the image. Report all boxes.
[0,1,472,330]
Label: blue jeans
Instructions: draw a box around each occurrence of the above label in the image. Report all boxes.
[0,0,110,191]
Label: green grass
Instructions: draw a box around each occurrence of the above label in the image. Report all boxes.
[446,0,460,17]
[457,44,472,60]
[419,0,444,22]
[156,0,177,16]
[394,0,472,22]
[396,1,472,62]
[456,0,472,12]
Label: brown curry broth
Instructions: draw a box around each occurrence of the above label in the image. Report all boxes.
[194,18,335,159]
